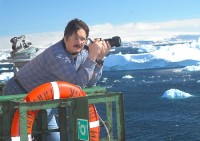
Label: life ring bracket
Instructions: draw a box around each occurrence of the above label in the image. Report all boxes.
[11,81,100,141]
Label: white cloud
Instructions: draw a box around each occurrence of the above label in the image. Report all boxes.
[1,18,200,50]
[90,19,200,41]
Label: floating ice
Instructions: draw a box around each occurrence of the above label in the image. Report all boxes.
[122,75,133,79]
[0,72,14,82]
[104,37,200,71]
[182,65,200,71]
[162,89,193,99]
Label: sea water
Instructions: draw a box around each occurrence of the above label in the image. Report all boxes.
[96,68,200,141]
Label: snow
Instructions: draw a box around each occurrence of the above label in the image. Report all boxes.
[162,89,193,99]
[104,39,200,71]
[0,51,10,60]
[122,75,133,79]
[0,72,14,82]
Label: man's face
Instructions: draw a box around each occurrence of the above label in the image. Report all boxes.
[65,29,87,54]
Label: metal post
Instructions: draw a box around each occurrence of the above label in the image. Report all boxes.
[19,103,28,141]
[116,93,126,141]
[106,101,113,140]
[59,106,68,141]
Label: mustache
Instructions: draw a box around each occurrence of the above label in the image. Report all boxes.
[73,44,82,48]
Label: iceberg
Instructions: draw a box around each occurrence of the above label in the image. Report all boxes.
[182,64,200,71]
[122,75,133,79]
[104,41,200,71]
[0,72,14,83]
[162,89,193,99]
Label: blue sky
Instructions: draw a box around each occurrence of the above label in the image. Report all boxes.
[1,0,200,37]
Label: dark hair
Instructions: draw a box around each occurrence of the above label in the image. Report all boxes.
[64,18,89,38]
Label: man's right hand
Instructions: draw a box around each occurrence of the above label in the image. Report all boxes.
[88,38,103,62]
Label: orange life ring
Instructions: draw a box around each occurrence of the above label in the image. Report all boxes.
[11,81,100,141]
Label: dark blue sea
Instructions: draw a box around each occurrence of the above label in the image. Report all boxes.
[96,68,200,141]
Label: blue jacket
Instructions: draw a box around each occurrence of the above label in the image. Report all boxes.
[14,39,102,92]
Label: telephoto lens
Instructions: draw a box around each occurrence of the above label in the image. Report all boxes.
[85,36,121,50]
[104,36,121,47]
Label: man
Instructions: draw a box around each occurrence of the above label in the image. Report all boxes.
[4,18,111,140]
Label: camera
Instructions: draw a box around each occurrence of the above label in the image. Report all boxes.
[103,36,121,47]
[85,36,121,50]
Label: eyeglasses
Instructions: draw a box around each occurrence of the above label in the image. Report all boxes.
[85,38,93,46]
[71,34,87,42]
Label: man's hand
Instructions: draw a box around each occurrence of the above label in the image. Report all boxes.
[88,38,111,62]
[96,40,111,61]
